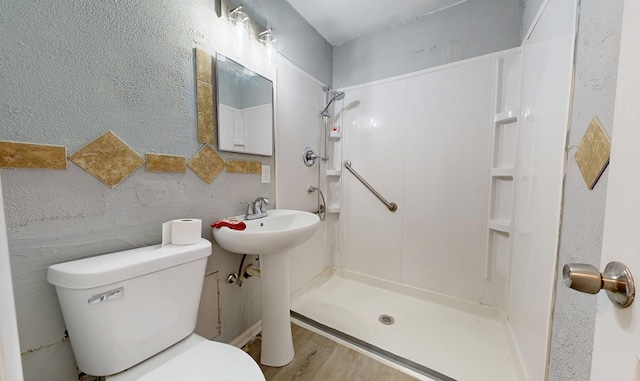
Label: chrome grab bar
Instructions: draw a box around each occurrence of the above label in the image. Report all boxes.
[344,160,398,212]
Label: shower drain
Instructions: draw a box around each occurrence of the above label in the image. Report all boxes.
[378,314,395,325]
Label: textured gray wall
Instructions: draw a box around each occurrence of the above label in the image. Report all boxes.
[0,1,330,380]
[548,1,624,380]
[522,0,545,39]
[333,0,522,88]
[237,0,333,86]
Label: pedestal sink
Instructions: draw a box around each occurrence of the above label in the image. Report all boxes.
[212,209,320,367]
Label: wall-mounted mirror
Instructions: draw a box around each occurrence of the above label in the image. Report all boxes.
[216,53,274,156]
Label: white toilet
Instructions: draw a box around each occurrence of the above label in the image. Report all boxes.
[47,239,265,380]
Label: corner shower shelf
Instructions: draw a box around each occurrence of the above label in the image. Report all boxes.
[490,168,515,178]
[326,169,342,177]
[494,110,518,124]
[326,206,341,214]
[329,130,343,140]
[488,220,512,234]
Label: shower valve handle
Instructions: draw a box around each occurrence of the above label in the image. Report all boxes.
[303,147,325,167]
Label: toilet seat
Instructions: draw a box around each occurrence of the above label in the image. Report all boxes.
[106,334,265,381]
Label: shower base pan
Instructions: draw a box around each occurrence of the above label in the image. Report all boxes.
[290,270,525,381]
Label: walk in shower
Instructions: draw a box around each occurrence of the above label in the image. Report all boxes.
[277,1,577,379]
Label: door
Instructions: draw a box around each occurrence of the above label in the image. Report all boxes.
[590,2,640,379]
[0,175,24,381]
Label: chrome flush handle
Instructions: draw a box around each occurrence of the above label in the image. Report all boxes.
[563,262,635,308]
[88,287,125,305]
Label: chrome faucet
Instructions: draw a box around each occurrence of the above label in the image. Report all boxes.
[242,197,271,220]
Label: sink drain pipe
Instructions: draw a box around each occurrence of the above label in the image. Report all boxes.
[227,255,261,286]
[244,264,261,278]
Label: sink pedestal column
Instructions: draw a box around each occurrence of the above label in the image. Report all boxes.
[259,251,294,367]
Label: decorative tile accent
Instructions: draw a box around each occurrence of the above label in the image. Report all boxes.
[574,116,611,190]
[194,272,221,340]
[197,81,214,145]
[226,160,262,174]
[196,49,215,145]
[68,131,145,187]
[195,48,212,84]
[250,161,262,174]
[0,141,67,169]
[187,145,225,184]
[146,153,186,173]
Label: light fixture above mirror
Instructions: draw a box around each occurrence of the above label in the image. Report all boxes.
[218,0,276,54]
[228,5,250,53]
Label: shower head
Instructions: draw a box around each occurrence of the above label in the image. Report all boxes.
[321,91,346,116]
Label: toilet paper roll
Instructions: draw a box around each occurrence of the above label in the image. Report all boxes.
[162,219,202,246]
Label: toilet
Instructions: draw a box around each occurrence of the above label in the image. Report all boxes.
[47,239,265,380]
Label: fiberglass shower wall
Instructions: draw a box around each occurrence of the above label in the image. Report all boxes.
[335,0,577,378]
[338,52,519,308]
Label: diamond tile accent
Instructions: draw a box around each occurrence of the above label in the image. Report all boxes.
[69,131,144,187]
[574,116,611,190]
[187,145,225,184]
[146,153,186,173]
[0,141,67,169]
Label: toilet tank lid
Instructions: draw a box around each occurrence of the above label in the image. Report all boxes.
[47,239,211,290]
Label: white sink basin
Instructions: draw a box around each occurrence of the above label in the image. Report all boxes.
[211,209,321,367]
[212,209,320,255]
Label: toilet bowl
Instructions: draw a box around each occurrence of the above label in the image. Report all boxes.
[47,239,264,380]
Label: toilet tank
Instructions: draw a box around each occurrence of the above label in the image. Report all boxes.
[47,239,211,377]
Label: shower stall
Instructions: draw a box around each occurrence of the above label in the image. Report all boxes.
[276,1,577,380]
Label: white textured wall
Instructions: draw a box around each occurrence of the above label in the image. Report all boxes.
[333,0,522,88]
[0,1,331,380]
[548,1,624,380]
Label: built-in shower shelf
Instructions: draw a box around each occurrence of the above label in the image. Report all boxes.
[490,168,515,178]
[488,220,511,234]
[326,206,341,214]
[326,169,342,177]
[329,131,343,140]
[494,110,518,124]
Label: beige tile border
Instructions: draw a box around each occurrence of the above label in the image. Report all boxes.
[226,160,262,174]
[146,153,187,173]
[0,141,67,170]
[196,49,215,145]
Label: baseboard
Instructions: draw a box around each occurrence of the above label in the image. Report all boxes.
[228,320,262,348]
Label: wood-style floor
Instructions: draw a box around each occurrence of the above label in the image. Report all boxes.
[243,323,418,381]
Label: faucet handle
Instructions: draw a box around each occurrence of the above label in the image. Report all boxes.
[258,198,271,212]
[240,201,254,215]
